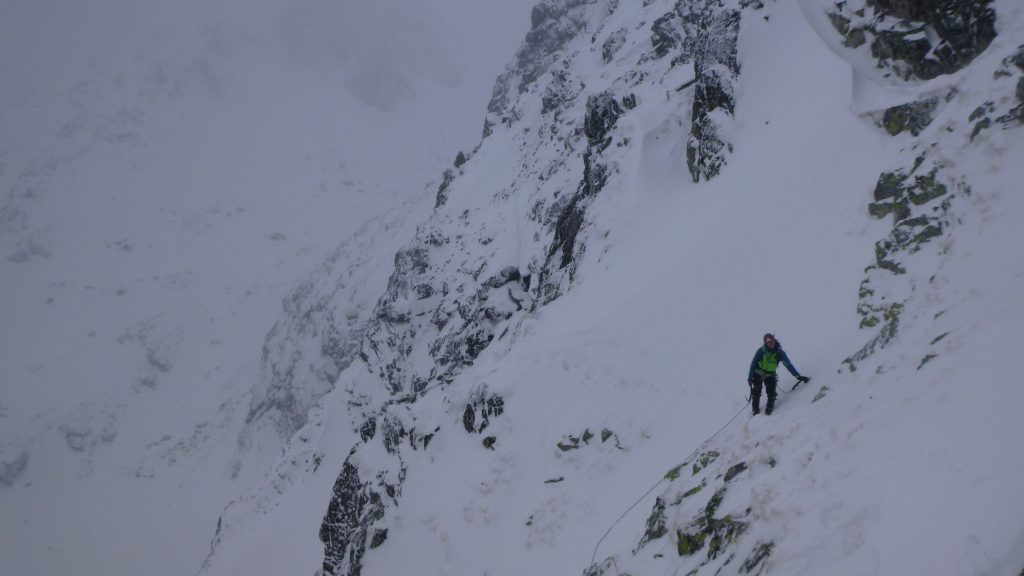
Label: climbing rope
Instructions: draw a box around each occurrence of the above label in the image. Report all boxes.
[589,377,806,568]
[588,396,750,566]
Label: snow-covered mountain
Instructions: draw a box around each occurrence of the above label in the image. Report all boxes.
[4,0,1024,575]
[0,1,535,575]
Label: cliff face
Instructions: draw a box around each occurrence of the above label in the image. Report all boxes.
[314,2,759,573]
[208,1,1024,575]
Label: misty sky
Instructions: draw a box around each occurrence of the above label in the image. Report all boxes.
[0,0,538,157]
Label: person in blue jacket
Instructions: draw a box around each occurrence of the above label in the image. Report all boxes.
[748,333,810,415]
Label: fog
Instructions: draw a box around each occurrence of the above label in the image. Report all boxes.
[0,1,536,574]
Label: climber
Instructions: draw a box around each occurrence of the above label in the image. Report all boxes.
[747,333,810,415]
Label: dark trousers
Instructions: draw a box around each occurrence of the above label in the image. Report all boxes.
[750,373,778,413]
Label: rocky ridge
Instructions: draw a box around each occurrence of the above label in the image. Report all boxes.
[314,0,760,574]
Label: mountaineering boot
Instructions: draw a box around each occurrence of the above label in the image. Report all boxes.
[765,398,775,416]
[751,397,760,415]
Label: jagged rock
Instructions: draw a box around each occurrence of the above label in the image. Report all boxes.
[882,98,938,136]
[686,8,741,182]
[636,497,668,551]
[485,0,592,135]
[583,92,625,149]
[827,0,996,80]
[381,413,406,454]
[867,168,947,225]
[369,529,388,549]
[435,168,456,209]
[541,91,622,292]
[723,461,748,482]
[319,460,386,576]
[647,2,746,182]
[651,12,684,59]
[602,28,627,63]
[675,488,747,561]
[542,69,584,116]
[462,389,505,433]
[692,450,720,476]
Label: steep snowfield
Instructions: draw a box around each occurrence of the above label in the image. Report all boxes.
[0,1,534,575]
[202,0,1024,575]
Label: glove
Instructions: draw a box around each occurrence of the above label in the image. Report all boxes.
[797,375,810,384]
[747,378,757,386]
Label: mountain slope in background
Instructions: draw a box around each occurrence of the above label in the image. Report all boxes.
[198,0,1024,575]
[0,1,535,575]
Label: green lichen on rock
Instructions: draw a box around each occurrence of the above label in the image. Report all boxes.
[852,163,964,369]
[666,463,685,481]
[681,482,704,500]
[874,240,907,274]
[868,171,910,221]
[907,170,948,206]
[677,530,707,556]
[692,451,720,476]
[636,497,668,551]
[869,169,948,226]
[882,98,938,136]
[723,462,748,483]
[847,302,903,371]
[676,486,748,561]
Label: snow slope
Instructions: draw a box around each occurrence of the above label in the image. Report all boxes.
[200,0,1024,575]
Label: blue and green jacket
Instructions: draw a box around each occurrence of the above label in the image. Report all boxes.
[748,343,801,380]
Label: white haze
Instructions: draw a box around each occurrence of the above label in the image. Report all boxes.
[0,1,535,575]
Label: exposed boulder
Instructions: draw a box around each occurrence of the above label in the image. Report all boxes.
[827,0,997,80]
[881,98,938,136]
[646,2,742,182]
[319,459,387,576]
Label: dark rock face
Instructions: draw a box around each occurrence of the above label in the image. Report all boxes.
[463,389,505,433]
[541,92,622,298]
[687,8,741,182]
[486,0,593,136]
[847,162,963,371]
[648,1,742,182]
[319,461,386,576]
[828,0,997,80]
